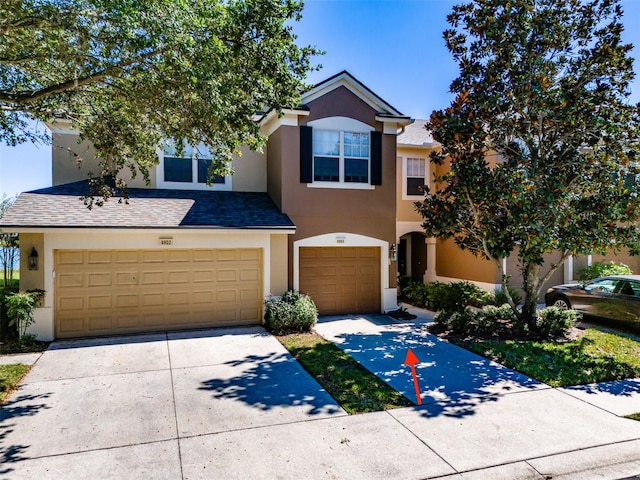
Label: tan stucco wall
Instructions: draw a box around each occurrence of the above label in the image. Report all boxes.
[52,132,156,188]
[269,234,289,296]
[396,146,435,223]
[19,233,44,291]
[231,146,267,192]
[505,250,565,301]
[437,238,497,284]
[574,249,640,278]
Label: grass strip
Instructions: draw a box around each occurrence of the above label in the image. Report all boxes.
[456,329,640,387]
[625,413,640,421]
[278,332,413,414]
[0,363,30,404]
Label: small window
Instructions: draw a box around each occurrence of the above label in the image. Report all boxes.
[161,141,228,189]
[406,158,426,196]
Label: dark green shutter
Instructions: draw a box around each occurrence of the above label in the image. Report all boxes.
[300,126,313,183]
[371,131,382,185]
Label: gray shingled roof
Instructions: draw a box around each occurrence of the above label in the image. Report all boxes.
[0,181,295,230]
[397,119,437,147]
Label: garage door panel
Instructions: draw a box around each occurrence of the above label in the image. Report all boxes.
[87,251,111,264]
[141,271,165,285]
[87,295,111,310]
[58,273,83,288]
[115,251,138,263]
[55,248,262,338]
[300,247,380,315]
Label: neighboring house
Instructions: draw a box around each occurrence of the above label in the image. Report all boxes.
[395,120,638,298]
[0,71,410,340]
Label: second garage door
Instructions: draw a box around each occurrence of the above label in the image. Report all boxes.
[54,248,262,338]
[299,247,380,315]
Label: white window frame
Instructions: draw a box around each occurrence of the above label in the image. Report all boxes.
[157,143,232,191]
[307,116,375,190]
[402,156,427,200]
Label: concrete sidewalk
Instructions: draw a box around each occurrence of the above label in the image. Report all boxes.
[314,309,640,479]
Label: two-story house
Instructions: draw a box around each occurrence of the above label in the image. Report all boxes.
[1,71,410,340]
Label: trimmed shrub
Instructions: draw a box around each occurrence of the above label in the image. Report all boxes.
[6,290,44,339]
[491,286,523,307]
[264,290,318,335]
[578,261,633,281]
[535,307,580,338]
[403,281,429,308]
[397,275,412,296]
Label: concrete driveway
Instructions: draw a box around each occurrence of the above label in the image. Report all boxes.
[0,327,347,479]
[3,320,640,479]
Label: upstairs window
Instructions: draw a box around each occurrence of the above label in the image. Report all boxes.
[313,130,370,184]
[160,141,229,190]
[406,158,426,196]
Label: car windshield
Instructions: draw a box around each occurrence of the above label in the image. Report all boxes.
[584,278,619,294]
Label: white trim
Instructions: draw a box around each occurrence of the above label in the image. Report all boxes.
[7,227,295,234]
[307,182,375,190]
[259,109,309,136]
[293,232,395,312]
[396,221,424,239]
[307,116,374,133]
[564,255,574,283]
[401,156,429,200]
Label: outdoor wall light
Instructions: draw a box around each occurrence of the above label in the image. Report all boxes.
[28,247,39,271]
[390,244,398,262]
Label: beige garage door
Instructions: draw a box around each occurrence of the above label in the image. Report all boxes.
[299,247,380,315]
[54,249,262,338]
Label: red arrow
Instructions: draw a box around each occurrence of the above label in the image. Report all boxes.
[404,348,422,405]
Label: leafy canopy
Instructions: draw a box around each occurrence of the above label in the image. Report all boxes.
[417,0,640,323]
[0,0,319,200]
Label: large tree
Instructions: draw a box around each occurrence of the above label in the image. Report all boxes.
[0,0,319,201]
[417,0,640,329]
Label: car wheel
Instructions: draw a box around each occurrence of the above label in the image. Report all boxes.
[552,296,571,310]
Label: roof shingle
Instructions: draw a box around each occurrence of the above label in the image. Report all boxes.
[0,181,295,230]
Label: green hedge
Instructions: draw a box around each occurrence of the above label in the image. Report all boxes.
[264,290,318,335]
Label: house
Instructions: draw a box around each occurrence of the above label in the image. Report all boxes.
[0,71,411,340]
[395,120,640,298]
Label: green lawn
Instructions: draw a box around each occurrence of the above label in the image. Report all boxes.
[626,413,640,421]
[278,332,413,414]
[456,329,640,387]
[0,363,30,404]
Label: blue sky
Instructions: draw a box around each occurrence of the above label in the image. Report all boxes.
[1,0,639,197]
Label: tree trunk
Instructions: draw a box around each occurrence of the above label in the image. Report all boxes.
[521,263,541,331]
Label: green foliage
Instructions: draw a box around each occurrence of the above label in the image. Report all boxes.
[578,261,633,281]
[535,307,580,338]
[279,332,413,413]
[0,0,320,204]
[403,280,491,312]
[6,290,44,339]
[491,286,523,307]
[435,304,517,337]
[397,275,412,295]
[417,0,640,330]
[1,363,30,404]
[460,329,640,387]
[264,290,318,335]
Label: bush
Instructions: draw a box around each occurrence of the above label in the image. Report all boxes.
[403,281,429,307]
[403,280,492,312]
[6,290,44,339]
[264,290,318,335]
[578,261,633,281]
[1,284,21,341]
[535,307,580,338]
[397,275,411,296]
[491,286,523,306]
